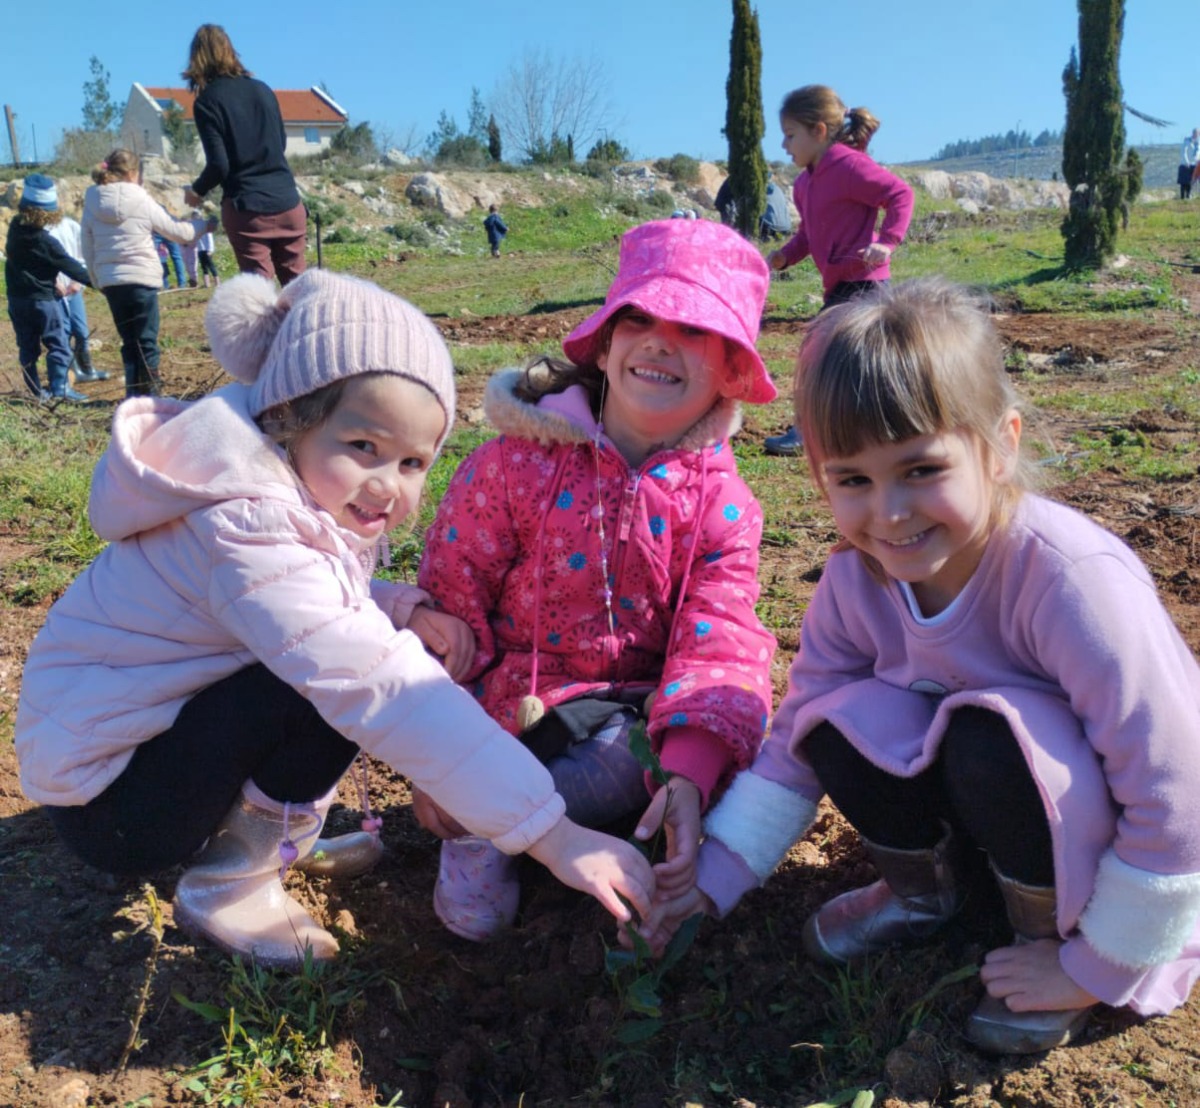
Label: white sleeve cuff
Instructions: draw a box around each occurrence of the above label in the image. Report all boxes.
[1078,849,1200,970]
[703,771,817,883]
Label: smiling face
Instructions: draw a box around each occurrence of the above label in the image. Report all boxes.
[781,116,829,171]
[595,309,733,464]
[818,421,1018,615]
[290,374,446,539]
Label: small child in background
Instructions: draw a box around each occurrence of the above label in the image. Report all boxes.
[763,84,914,458]
[415,218,777,941]
[48,206,110,385]
[180,218,200,287]
[484,203,508,257]
[646,278,1200,1055]
[197,223,220,287]
[82,149,215,398]
[16,269,654,969]
[4,174,91,402]
[154,231,187,289]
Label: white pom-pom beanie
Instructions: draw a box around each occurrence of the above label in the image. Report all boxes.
[204,269,456,435]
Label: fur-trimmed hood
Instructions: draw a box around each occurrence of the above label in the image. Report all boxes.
[483,366,744,453]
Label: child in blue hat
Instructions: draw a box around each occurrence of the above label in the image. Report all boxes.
[4,174,93,401]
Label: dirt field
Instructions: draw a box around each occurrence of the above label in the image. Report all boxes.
[1,265,1199,1108]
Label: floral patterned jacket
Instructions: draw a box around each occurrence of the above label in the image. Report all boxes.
[417,368,776,806]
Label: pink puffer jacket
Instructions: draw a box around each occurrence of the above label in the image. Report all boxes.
[418,369,776,804]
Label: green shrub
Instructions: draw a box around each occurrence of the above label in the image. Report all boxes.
[653,154,701,185]
[386,222,435,247]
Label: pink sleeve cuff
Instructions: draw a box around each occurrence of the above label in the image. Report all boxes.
[696,837,760,918]
[655,726,733,810]
[1059,935,1148,1008]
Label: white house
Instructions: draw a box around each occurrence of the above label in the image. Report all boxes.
[121,83,349,162]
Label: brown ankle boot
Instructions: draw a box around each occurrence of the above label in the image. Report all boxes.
[802,824,963,964]
[965,868,1094,1054]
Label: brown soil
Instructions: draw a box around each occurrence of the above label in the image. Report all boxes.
[1,269,1199,1108]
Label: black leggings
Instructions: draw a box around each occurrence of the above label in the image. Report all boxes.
[802,707,1055,885]
[47,665,358,875]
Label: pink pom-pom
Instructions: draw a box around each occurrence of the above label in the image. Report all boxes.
[278,840,300,871]
[361,816,383,834]
[204,273,285,384]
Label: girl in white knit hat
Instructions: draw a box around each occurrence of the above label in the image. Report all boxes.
[15,268,654,969]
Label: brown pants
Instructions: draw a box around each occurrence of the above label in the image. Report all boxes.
[222,199,308,286]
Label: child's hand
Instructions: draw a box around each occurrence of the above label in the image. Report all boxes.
[526,818,655,925]
[859,242,892,269]
[627,883,715,956]
[635,777,702,898]
[767,249,787,271]
[407,606,475,680]
[979,938,1099,1011]
[409,784,468,839]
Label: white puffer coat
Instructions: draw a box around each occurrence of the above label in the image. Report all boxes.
[16,385,565,854]
[82,181,207,291]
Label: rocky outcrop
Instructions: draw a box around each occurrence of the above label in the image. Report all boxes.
[906,169,1071,211]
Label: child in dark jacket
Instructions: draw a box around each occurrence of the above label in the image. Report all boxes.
[483,204,508,257]
[5,175,92,402]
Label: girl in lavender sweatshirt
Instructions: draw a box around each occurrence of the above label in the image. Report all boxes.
[647,277,1200,1055]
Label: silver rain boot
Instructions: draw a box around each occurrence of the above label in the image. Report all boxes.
[292,781,384,879]
[172,781,340,968]
[965,869,1094,1054]
[802,824,964,964]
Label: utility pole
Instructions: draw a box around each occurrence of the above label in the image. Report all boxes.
[4,105,20,167]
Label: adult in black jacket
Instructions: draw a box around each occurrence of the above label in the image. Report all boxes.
[182,24,306,285]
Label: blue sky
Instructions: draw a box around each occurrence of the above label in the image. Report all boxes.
[3,1,1197,168]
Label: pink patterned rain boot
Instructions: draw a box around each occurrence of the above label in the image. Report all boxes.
[433,835,520,942]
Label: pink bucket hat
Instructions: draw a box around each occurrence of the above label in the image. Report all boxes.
[562,219,777,404]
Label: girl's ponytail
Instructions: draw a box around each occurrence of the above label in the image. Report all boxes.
[92,148,140,186]
[780,85,881,153]
[840,107,881,152]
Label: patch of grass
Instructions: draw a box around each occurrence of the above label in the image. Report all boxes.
[174,954,381,1107]
[0,403,111,605]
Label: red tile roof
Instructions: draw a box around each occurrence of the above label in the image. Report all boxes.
[142,86,347,124]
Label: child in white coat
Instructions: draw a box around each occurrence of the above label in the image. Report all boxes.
[16,268,654,969]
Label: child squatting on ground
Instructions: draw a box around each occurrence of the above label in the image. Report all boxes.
[413,218,778,942]
[15,268,655,969]
[762,83,914,458]
[643,278,1200,1054]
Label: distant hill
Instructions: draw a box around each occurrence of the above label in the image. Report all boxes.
[896,143,1179,190]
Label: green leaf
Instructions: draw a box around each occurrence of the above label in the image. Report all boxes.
[625,974,662,1016]
[604,948,638,974]
[627,721,671,787]
[614,1016,663,1043]
[171,992,230,1023]
[802,1090,874,1108]
[658,912,703,975]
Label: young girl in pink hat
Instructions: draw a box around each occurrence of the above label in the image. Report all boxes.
[415,218,778,941]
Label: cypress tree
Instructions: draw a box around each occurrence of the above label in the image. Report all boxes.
[1060,0,1127,269]
[724,0,767,240]
[487,115,502,163]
